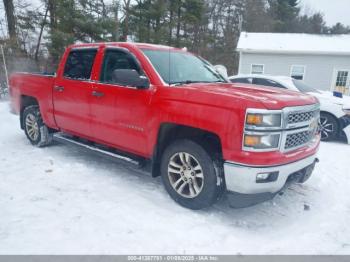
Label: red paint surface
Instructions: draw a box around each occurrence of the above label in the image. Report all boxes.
[9,42,320,166]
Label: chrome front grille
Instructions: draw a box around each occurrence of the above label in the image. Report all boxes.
[282,105,320,151]
[288,111,315,124]
[242,104,320,153]
[284,130,313,150]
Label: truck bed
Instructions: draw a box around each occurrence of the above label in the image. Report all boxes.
[9,72,57,129]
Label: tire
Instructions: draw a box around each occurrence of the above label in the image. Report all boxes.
[320,112,339,141]
[160,139,224,210]
[23,105,53,147]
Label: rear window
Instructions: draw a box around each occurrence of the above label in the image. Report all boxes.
[230,77,252,84]
[253,78,286,89]
[293,79,320,93]
[63,49,97,80]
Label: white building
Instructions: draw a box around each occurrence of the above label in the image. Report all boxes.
[237,32,350,95]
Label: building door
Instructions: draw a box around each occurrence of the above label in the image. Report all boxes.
[332,69,350,95]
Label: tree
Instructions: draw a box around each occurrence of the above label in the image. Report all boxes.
[242,0,274,32]
[2,0,17,42]
[45,0,117,63]
[268,0,300,32]
[329,23,350,34]
[122,0,131,41]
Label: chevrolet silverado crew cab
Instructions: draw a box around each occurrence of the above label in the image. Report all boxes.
[9,43,321,209]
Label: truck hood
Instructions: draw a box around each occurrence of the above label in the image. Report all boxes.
[171,83,318,110]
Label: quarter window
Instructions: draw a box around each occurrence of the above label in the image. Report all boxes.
[251,64,264,74]
[63,49,97,80]
[291,65,305,80]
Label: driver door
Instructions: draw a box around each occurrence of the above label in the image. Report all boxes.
[90,47,153,157]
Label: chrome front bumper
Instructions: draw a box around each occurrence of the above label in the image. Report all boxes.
[224,154,318,195]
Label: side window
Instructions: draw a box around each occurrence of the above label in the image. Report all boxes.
[100,49,140,83]
[230,77,252,84]
[253,78,286,88]
[63,49,97,80]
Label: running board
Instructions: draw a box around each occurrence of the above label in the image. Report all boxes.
[53,132,146,168]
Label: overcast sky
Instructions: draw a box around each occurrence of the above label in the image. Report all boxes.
[300,0,350,26]
[1,0,350,38]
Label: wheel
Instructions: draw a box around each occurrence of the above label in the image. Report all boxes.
[319,112,339,141]
[23,105,53,147]
[160,139,224,210]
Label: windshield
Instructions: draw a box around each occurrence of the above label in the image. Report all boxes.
[142,49,226,85]
[293,79,321,93]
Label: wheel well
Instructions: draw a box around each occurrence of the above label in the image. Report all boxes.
[20,95,39,129]
[320,111,340,127]
[151,123,223,177]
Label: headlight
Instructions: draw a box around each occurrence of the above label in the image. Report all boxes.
[246,112,282,129]
[243,133,280,151]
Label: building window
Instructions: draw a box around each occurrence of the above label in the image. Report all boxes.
[335,70,349,94]
[251,64,264,74]
[291,65,305,80]
[336,71,349,87]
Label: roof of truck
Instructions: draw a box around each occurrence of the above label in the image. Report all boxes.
[68,42,184,51]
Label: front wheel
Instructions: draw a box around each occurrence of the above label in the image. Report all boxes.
[23,105,53,147]
[160,139,224,210]
[320,112,339,141]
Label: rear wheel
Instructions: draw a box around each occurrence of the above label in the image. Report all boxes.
[320,112,339,141]
[23,105,53,147]
[160,139,223,210]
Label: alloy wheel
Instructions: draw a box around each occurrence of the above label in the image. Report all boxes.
[25,113,40,141]
[167,152,204,198]
[319,116,334,140]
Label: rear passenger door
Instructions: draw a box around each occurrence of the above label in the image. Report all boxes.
[53,48,97,138]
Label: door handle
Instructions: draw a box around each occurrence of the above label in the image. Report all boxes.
[54,86,65,92]
[92,91,104,97]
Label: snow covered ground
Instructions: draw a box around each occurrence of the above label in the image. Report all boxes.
[0,100,350,255]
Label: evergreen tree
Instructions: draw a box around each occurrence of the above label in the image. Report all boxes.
[329,23,350,34]
[268,0,300,32]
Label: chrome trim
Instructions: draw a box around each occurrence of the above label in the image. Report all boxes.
[225,153,316,168]
[282,104,320,130]
[244,108,283,131]
[244,104,320,132]
[280,126,317,152]
[242,130,282,152]
[224,154,318,194]
[243,103,320,152]
[14,72,55,78]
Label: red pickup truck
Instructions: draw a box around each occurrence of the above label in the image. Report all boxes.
[9,42,321,209]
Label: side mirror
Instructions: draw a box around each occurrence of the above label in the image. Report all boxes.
[214,65,228,79]
[112,69,150,89]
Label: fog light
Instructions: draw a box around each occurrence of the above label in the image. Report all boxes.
[256,171,279,183]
